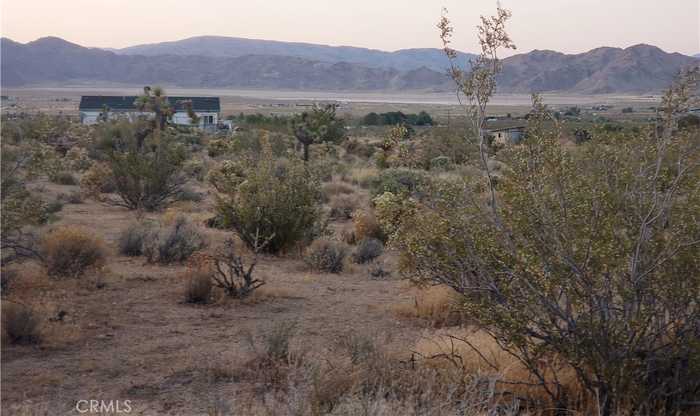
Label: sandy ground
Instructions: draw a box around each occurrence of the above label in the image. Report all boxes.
[1,181,430,415]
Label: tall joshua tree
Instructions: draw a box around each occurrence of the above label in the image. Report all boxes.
[291,104,346,162]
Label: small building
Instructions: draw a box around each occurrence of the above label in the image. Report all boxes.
[485,121,527,145]
[78,95,221,129]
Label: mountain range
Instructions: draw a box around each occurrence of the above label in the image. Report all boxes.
[2,36,698,94]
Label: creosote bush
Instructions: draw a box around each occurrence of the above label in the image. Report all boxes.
[215,136,324,254]
[369,168,430,199]
[304,239,348,273]
[143,216,206,264]
[41,226,106,278]
[351,238,383,264]
[2,302,41,345]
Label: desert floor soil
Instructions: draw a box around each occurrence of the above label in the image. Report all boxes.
[1,182,431,415]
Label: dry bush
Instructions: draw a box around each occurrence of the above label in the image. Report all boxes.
[322,181,355,202]
[338,224,357,245]
[391,285,467,327]
[143,216,206,264]
[79,162,114,200]
[413,330,586,413]
[183,268,212,304]
[2,302,41,345]
[41,226,106,278]
[351,238,383,264]
[353,209,386,242]
[239,321,305,390]
[50,171,77,185]
[117,222,152,256]
[304,239,348,273]
[348,167,378,189]
[329,194,359,220]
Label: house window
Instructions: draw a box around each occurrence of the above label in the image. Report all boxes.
[202,115,214,124]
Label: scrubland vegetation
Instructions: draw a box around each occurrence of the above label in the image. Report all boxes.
[2,7,699,416]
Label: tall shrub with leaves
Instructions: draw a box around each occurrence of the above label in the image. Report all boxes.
[99,87,189,211]
[215,135,324,254]
[382,82,700,414]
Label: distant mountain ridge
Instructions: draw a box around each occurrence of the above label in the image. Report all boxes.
[2,36,698,94]
[114,36,476,72]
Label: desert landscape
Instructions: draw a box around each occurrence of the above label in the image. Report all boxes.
[2,1,699,415]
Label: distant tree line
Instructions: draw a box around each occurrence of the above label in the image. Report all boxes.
[362,111,433,126]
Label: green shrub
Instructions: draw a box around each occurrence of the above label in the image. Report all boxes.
[304,239,348,273]
[102,122,187,211]
[369,168,430,199]
[216,138,324,254]
[351,238,383,264]
[143,216,206,264]
[42,226,106,278]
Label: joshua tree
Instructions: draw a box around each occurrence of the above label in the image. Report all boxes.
[291,104,346,161]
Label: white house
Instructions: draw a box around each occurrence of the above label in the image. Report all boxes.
[79,95,221,129]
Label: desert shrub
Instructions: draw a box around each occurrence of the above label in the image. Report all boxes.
[44,199,63,215]
[178,187,203,202]
[182,158,207,181]
[328,194,358,220]
[101,121,187,211]
[338,225,357,245]
[79,162,115,199]
[143,216,206,264]
[65,147,92,171]
[216,137,324,254]
[59,191,83,204]
[349,167,378,189]
[2,303,41,345]
[430,156,451,171]
[352,209,386,242]
[304,239,348,273]
[207,138,234,158]
[386,99,700,413]
[351,238,383,264]
[41,226,106,278]
[343,138,376,159]
[193,237,268,299]
[117,222,153,256]
[1,145,47,265]
[184,268,213,304]
[322,182,355,202]
[50,171,77,185]
[369,168,430,199]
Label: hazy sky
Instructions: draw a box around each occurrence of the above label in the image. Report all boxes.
[2,0,698,55]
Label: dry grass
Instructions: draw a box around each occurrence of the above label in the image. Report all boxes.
[414,329,591,413]
[352,208,385,242]
[41,226,107,278]
[390,285,468,327]
[348,166,379,189]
